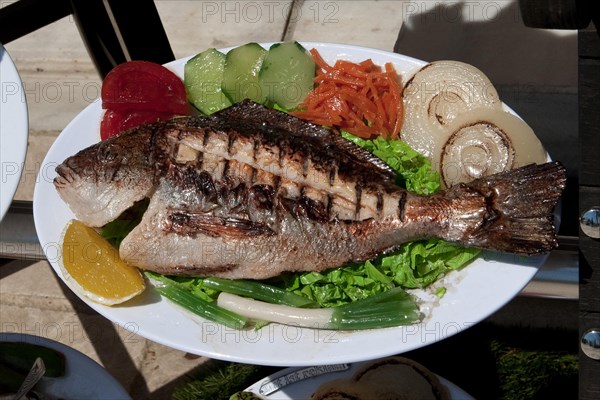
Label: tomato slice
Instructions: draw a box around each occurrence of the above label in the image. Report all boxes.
[100,109,174,140]
[101,61,188,115]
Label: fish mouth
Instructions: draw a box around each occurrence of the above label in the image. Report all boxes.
[54,164,77,188]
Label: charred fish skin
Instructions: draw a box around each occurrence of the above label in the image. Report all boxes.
[215,99,397,180]
[121,113,413,278]
[120,108,565,278]
[120,173,411,279]
[55,101,567,280]
[54,125,158,227]
[121,159,566,279]
[152,105,403,223]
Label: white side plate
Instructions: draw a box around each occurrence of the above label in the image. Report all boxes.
[0,44,29,221]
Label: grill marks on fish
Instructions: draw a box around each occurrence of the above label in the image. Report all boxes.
[143,103,406,248]
[162,152,343,233]
[159,115,401,229]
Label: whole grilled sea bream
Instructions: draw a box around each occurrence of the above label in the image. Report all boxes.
[54,100,566,279]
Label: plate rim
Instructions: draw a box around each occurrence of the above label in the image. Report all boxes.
[0,43,29,222]
[0,332,131,399]
[242,359,475,399]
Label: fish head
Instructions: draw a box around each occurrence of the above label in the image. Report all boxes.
[53,126,157,227]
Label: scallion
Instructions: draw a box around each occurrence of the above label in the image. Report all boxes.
[203,277,318,308]
[216,287,420,330]
[155,284,248,330]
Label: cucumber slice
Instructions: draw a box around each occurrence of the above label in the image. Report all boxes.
[184,48,232,115]
[259,41,316,109]
[222,43,268,104]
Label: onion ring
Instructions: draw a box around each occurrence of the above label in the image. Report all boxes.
[401,60,502,158]
[432,108,548,187]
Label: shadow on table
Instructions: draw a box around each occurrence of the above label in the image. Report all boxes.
[392,6,580,395]
[394,0,579,236]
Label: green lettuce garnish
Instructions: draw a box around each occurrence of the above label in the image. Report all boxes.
[341,131,440,195]
[277,239,480,308]
[101,198,149,247]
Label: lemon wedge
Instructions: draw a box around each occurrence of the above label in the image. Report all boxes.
[59,219,145,305]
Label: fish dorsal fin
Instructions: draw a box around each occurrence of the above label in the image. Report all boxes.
[214,100,396,181]
[326,132,396,179]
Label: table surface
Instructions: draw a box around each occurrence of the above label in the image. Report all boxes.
[0,1,587,398]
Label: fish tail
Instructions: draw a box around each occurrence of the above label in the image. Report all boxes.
[449,161,567,255]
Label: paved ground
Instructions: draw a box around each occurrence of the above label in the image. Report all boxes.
[1,1,578,398]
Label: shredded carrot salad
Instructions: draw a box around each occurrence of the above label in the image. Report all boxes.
[291,48,404,139]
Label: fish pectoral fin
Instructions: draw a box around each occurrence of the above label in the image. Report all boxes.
[165,211,275,238]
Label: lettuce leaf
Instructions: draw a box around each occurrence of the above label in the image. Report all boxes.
[278,240,480,308]
[341,131,440,195]
[101,199,149,247]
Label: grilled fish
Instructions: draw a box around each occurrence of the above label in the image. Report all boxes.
[54,100,566,279]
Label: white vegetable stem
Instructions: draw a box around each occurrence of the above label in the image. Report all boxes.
[217,292,334,328]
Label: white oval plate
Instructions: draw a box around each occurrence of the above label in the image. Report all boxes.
[33,42,545,366]
[243,361,474,399]
[0,44,29,221]
[0,332,131,399]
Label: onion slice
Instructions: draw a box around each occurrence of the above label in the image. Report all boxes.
[432,108,548,188]
[401,60,502,158]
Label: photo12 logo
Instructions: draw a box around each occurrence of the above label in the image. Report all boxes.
[1,160,59,186]
[199,321,339,345]
[22,81,101,105]
[400,321,477,344]
[0,321,141,345]
[199,1,339,24]
[401,1,517,25]
[2,80,101,105]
